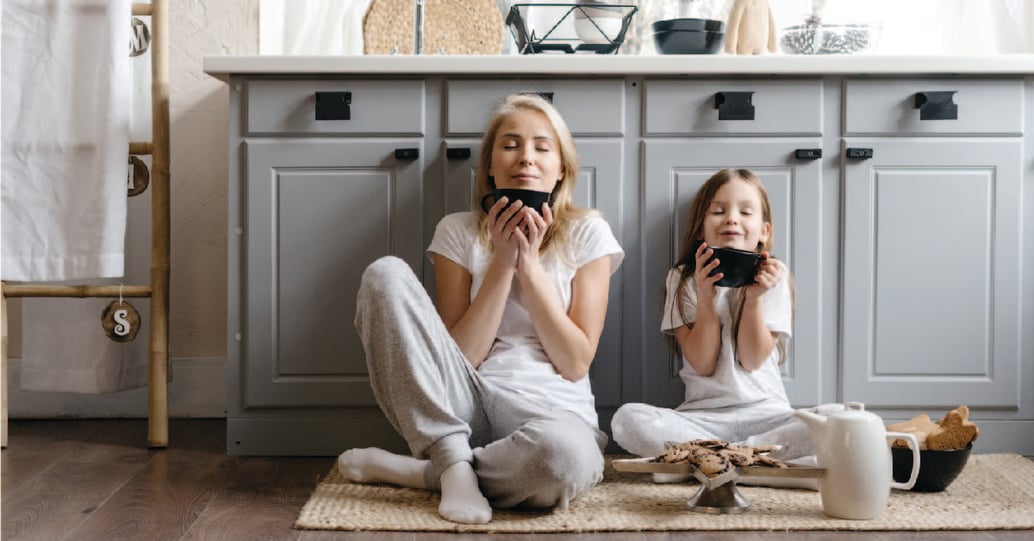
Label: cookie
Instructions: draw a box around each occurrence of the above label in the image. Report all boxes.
[697,454,733,477]
[927,405,979,451]
[887,413,942,449]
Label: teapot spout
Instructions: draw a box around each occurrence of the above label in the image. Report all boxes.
[794,408,827,433]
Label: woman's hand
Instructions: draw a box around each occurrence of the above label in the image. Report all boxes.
[487,197,524,266]
[514,202,553,272]
[746,252,781,299]
[693,242,723,301]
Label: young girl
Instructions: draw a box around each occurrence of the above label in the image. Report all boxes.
[339,94,624,523]
[611,168,838,484]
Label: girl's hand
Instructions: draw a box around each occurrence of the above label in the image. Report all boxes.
[487,197,523,266]
[693,241,723,299]
[746,252,781,298]
[514,202,553,271]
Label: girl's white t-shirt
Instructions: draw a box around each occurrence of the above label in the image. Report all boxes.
[427,211,624,428]
[661,260,793,411]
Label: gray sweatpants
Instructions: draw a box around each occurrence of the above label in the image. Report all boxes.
[612,400,846,460]
[354,256,607,509]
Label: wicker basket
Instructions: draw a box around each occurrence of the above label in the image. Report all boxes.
[364,0,504,55]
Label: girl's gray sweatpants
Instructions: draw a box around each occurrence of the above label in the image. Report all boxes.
[354,256,607,510]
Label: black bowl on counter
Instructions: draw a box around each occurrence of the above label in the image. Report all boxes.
[653,29,724,54]
[652,18,725,33]
[891,443,973,492]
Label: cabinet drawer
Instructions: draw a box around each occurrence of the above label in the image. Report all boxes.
[844,79,1024,135]
[246,79,425,135]
[445,79,625,136]
[644,79,823,135]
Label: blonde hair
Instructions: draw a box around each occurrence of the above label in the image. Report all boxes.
[473,94,594,253]
[669,169,795,365]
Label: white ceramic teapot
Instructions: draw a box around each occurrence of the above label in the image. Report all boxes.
[795,402,920,520]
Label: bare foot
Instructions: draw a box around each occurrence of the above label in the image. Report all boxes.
[337,447,430,489]
[438,461,492,524]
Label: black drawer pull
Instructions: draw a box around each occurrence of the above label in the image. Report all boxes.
[520,91,554,103]
[314,91,352,120]
[394,148,419,160]
[714,91,755,121]
[795,148,822,160]
[446,147,471,160]
[846,148,873,159]
[914,91,958,120]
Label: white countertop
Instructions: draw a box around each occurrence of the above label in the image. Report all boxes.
[203,54,1034,80]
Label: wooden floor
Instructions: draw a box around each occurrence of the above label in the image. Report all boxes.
[2,419,1031,541]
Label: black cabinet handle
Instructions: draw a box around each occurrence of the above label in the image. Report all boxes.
[520,91,554,103]
[795,148,822,160]
[846,148,874,159]
[714,91,755,121]
[314,91,352,120]
[394,148,419,160]
[446,147,471,160]
[914,91,958,120]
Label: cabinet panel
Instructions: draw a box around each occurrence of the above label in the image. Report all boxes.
[841,139,1022,407]
[241,139,424,408]
[844,79,1024,135]
[644,79,823,136]
[246,79,425,135]
[642,139,824,408]
[445,79,625,136]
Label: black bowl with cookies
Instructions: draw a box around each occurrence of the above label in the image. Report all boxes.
[888,405,978,492]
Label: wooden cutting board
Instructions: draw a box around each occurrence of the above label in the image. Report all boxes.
[363,0,504,54]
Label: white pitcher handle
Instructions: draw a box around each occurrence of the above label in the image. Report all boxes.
[886,431,920,490]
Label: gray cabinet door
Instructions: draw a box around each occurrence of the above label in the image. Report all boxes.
[240,138,424,408]
[841,139,1023,408]
[642,139,825,408]
[438,138,627,410]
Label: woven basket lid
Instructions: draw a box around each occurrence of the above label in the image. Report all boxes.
[364,0,504,55]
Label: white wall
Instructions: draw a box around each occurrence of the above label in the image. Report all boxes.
[9,0,256,418]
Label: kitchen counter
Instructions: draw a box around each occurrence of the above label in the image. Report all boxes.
[203,54,1034,79]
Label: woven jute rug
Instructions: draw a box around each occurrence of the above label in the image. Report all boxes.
[295,454,1034,532]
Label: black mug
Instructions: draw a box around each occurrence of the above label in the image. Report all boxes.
[694,241,764,288]
[480,188,552,215]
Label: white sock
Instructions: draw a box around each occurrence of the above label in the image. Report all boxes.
[652,472,693,484]
[337,447,430,489]
[438,461,492,524]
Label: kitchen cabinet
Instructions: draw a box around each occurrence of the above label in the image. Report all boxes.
[839,78,1026,412]
[207,57,1034,456]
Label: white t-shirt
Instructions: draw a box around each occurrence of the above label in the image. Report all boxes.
[427,211,624,427]
[660,260,792,410]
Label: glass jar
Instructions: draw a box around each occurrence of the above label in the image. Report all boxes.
[779,0,884,54]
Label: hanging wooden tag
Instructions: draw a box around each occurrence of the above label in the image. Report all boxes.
[102,300,142,342]
[127,155,150,197]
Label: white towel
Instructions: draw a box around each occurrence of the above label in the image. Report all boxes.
[2,0,132,281]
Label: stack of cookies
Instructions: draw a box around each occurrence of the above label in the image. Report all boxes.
[653,439,788,477]
[887,405,980,450]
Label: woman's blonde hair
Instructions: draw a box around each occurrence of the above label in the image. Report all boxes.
[669,168,795,365]
[473,94,593,253]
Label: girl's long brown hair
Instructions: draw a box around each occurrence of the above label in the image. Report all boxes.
[668,169,794,366]
[473,94,594,255]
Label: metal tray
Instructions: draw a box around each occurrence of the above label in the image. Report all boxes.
[612,457,826,514]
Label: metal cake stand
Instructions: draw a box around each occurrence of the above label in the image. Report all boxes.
[612,457,825,514]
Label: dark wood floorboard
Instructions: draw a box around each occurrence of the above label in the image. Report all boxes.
[3,419,1031,541]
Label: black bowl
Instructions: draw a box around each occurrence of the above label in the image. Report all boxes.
[653,29,724,55]
[480,188,551,215]
[892,444,972,492]
[652,18,725,33]
[692,242,763,288]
